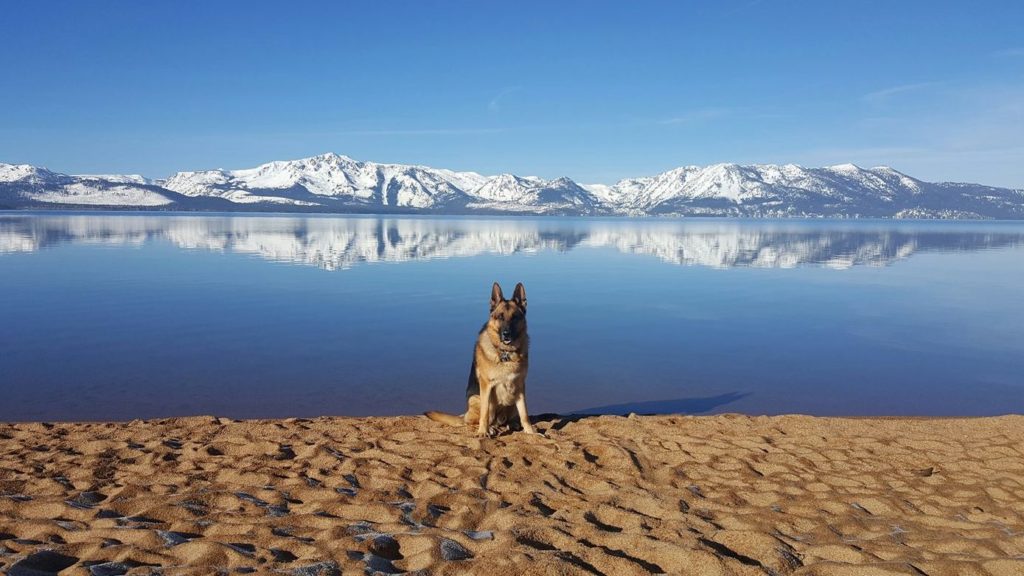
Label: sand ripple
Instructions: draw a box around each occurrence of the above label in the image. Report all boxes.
[1,414,1023,575]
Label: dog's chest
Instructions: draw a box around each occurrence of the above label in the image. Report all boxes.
[490,368,523,406]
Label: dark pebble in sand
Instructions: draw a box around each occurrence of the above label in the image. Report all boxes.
[235,568,256,574]
[95,509,121,519]
[291,561,341,576]
[343,474,361,488]
[427,504,450,518]
[394,501,422,528]
[0,531,14,540]
[178,499,209,516]
[157,531,200,547]
[120,515,164,527]
[335,487,357,497]
[270,548,298,563]
[272,527,313,544]
[55,519,84,531]
[100,538,122,548]
[463,530,494,541]
[225,542,256,557]
[347,551,401,574]
[364,553,401,574]
[66,491,107,509]
[439,538,474,561]
[345,521,374,535]
[85,560,144,576]
[234,492,269,508]
[8,550,79,576]
[162,439,183,450]
[369,535,402,560]
[206,446,224,456]
[276,445,296,460]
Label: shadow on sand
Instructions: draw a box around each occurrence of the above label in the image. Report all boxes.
[535,391,749,431]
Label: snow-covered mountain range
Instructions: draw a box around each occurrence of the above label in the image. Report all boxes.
[4,214,1023,270]
[2,153,1022,219]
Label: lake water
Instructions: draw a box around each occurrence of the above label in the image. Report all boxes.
[1,212,1023,422]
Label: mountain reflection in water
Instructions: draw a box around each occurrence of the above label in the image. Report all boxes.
[3,213,1024,270]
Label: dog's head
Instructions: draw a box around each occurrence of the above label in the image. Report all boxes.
[488,282,527,346]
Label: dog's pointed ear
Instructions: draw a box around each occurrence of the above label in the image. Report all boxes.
[490,282,504,311]
[512,282,527,310]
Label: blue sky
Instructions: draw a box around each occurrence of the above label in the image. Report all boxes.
[1,0,1022,186]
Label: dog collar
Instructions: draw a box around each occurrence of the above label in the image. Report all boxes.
[498,349,524,363]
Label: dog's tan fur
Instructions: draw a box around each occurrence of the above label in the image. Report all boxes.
[425,282,537,437]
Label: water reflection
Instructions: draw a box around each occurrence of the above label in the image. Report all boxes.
[3,213,1024,270]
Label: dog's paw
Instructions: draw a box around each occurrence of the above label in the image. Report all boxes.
[475,430,492,439]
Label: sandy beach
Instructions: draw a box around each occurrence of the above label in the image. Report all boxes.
[1,414,1023,575]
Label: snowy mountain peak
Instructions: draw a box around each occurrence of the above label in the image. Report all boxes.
[310,151,353,162]
[76,174,152,185]
[465,173,598,211]
[0,163,62,183]
[471,174,540,202]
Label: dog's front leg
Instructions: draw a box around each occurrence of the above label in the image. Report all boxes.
[515,395,538,435]
[476,386,493,438]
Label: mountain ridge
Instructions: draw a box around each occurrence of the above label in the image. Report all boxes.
[2,153,1022,219]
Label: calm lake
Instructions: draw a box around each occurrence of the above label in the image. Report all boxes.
[2,212,1023,421]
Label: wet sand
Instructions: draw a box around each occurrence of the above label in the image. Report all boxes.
[1,414,1023,575]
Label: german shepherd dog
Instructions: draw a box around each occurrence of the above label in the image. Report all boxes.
[425,282,538,437]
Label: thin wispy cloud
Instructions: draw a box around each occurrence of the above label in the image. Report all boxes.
[862,82,941,104]
[320,110,741,139]
[992,47,1024,58]
[790,80,1024,188]
[793,145,927,163]
[331,127,509,136]
[658,108,734,125]
[487,86,522,112]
